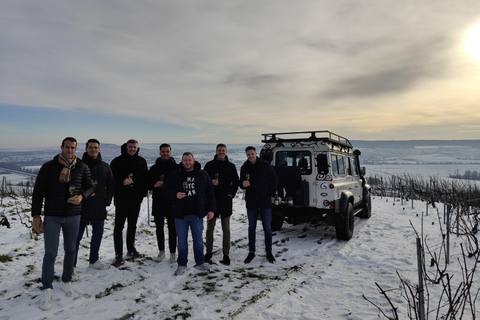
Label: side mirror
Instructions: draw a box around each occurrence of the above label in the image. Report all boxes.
[360,167,366,176]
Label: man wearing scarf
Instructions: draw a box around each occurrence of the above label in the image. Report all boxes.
[32,137,95,311]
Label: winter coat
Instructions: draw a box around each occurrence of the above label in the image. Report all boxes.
[32,154,95,217]
[164,161,216,219]
[239,157,277,210]
[203,155,239,218]
[80,152,115,224]
[148,157,178,217]
[110,143,148,205]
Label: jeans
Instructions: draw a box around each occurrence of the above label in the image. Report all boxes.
[206,216,230,256]
[42,215,81,289]
[246,208,272,253]
[154,215,177,253]
[114,201,141,254]
[74,220,105,266]
[175,215,205,267]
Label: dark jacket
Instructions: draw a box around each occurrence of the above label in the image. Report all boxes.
[148,157,178,217]
[239,157,277,210]
[80,152,115,224]
[32,154,95,217]
[164,161,216,219]
[203,155,239,218]
[110,143,148,205]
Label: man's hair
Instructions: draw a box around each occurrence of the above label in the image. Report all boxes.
[86,138,100,147]
[182,152,195,159]
[160,143,171,150]
[245,146,256,152]
[62,137,77,147]
[216,143,227,150]
[127,139,138,145]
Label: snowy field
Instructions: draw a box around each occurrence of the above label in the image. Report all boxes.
[1,192,479,320]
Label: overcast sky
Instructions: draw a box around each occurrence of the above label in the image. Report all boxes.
[1,0,480,148]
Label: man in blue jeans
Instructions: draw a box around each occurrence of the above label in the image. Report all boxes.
[74,139,115,271]
[32,137,95,310]
[165,152,215,276]
[239,146,277,264]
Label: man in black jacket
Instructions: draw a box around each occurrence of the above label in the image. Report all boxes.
[32,137,95,310]
[164,152,216,276]
[148,143,178,263]
[239,146,277,264]
[110,139,148,266]
[74,139,115,271]
[203,143,239,265]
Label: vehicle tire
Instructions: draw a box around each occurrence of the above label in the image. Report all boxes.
[359,192,372,219]
[271,210,284,231]
[335,202,354,240]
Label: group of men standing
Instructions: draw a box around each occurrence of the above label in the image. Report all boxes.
[31,137,277,311]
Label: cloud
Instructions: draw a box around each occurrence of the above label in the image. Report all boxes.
[1,0,480,146]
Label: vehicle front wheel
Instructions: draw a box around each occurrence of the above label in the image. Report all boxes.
[335,203,354,240]
[359,192,372,219]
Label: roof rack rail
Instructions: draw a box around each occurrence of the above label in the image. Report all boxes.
[261,130,353,149]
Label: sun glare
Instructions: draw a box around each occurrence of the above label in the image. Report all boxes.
[465,25,480,62]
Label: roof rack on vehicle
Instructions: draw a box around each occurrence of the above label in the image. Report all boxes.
[261,130,353,149]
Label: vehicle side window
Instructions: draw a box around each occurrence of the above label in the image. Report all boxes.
[346,157,352,176]
[351,157,358,176]
[275,151,312,175]
[317,153,329,175]
[331,154,345,176]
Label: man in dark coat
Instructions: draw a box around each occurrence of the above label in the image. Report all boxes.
[239,146,277,264]
[203,143,239,265]
[164,152,216,276]
[32,137,95,310]
[110,139,148,266]
[74,139,115,271]
[148,143,178,263]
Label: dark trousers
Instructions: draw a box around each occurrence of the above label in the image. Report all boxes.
[154,215,177,253]
[114,201,141,255]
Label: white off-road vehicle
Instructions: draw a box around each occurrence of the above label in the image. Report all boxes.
[260,130,371,240]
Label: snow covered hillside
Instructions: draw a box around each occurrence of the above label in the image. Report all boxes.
[0,194,478,320]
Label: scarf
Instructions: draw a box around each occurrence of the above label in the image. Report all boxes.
[58,153,77,182]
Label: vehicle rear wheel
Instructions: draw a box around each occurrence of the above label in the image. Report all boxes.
[359,192,372,219]
[271,210,284,231]
[335,203,354,240]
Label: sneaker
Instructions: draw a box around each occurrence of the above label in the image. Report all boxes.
[244,252,255,264]
[174,265,188,276]
[59,281,79,299]
[127,249,141,259]
[155,251,165,262]
[39,288,52,311]
[114,254,125,267]
[169,253,177,264]
[204,252,212,263]
[71,267,79,282]
[89,260,110,270]
[266,252,276,264]
[195,263,210,272]
[221,255,230,266]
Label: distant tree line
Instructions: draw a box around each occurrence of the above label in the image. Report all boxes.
[449,169,480,181]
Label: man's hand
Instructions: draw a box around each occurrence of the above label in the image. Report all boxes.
[177,192,186,199]
[67,194,83,205]
[242,181,250,188]
[207,211,214,220]
[32,216,43,234]
[154,181,164,188]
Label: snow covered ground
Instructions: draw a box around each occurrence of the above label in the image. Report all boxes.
[0,193,478,320]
